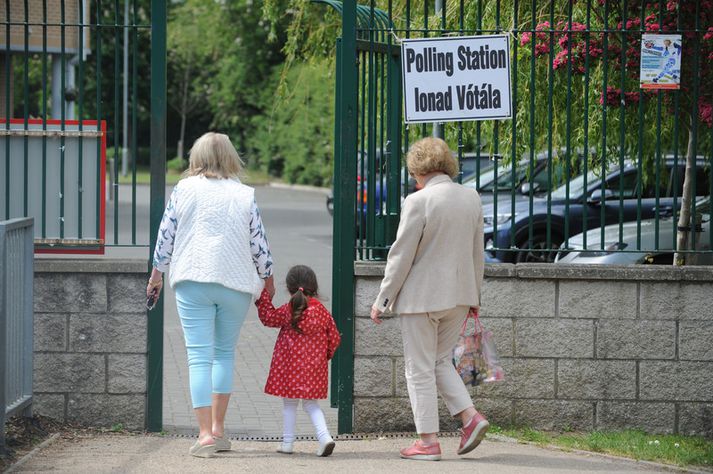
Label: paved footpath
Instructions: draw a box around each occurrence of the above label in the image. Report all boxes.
[162,186,337,437]
[9,434,683,473]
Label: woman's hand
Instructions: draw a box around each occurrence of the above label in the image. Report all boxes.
[146,268,164,302]
[370,305,383,325]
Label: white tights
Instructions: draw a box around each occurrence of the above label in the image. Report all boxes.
[282,398,331,444]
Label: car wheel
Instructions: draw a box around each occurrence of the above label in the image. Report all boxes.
[514,233,562,263]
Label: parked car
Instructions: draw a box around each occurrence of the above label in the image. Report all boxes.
[484,157,711,263]
[462,153,573,206]
[342,152,494,231]
[554,196,712,265]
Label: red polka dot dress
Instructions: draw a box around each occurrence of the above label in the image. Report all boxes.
[255,288,341,400]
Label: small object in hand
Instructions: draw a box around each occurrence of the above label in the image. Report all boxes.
[146,288,158,310]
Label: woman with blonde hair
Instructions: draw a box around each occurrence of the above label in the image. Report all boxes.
[371,137,488,461]
[147,132,275,458]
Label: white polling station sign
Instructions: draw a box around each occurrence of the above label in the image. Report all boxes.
[401,35,512,123]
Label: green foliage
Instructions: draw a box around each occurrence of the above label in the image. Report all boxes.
[248,60,335,186]
[166,156,187,172]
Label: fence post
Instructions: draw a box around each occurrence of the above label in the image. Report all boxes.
[147,0,167,433]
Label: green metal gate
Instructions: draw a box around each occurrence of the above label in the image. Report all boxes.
[327,0,713,433]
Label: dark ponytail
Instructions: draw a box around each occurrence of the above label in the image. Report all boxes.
[286,265,319,333]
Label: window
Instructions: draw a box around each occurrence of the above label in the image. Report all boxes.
[603,171,638,199]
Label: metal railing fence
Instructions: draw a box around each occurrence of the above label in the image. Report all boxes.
[326,0,713,434]
[330,0,713,264]
[0,217,34,451]
[1,0,166,433]
[1,0,153,252]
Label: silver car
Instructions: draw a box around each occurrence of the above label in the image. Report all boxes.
[555,197,712,265]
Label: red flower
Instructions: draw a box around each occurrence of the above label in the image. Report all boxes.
[535,44,550,57]
[521,31,532,46]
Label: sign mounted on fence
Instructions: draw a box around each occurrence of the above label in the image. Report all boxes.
[401,35,512,124]
[0,119,106,254]
[640,34,682,90]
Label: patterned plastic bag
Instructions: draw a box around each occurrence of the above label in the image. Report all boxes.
[452,308,505,386]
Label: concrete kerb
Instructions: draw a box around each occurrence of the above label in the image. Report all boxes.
[4,433,61,474]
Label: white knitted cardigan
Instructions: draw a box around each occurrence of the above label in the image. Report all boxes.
[169,176,263,297]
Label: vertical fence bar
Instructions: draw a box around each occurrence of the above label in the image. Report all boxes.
[635,0,645,251]
[654,0,664,250]
[23,0,29,217]
[545,0,555,252]
[335,0,358,434]
[672,2,682,251]
[358,49,366,257]
[147,0,167,432]
[114,0,121,245]
[582,0,592,249]
[60,0,66,238]
[527,0,536,251]
[78,0,84,239]
[618,0,628,247]
[132,0,138,245]
[41,0,48,237]
[564,0,574,249]
[600,0,609,248]
[457,0,465,186]
[0,221,6,452]
[95,0,103,240]
[4,0,10,221]
[688,0,701,253]
[330,38,343,409]
[22,219,33,417]
[510,0,519,249]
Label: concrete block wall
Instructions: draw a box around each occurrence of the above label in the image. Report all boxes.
[32,259,147,430]
[353,262,713,436]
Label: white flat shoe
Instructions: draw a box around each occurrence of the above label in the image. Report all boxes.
[277,442,293,454]
[189,441,216,458]
[213,435,231,452]
[317,436,335,457]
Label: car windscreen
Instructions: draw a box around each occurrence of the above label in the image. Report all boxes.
[466,164,525,191]
[550,170,600,200]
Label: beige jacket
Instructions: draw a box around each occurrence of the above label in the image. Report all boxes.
[374,174,484,314]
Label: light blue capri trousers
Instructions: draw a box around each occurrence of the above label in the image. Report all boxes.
[175,281,252,408]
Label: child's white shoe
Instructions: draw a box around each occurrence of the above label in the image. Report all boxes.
[277,442,293,454]
[317,436,335,457]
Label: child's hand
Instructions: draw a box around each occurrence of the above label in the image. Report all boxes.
[264,275,276,298]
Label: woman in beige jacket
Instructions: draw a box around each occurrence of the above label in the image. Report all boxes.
[371,137,488,461]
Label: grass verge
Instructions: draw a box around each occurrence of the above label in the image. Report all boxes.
[490,426,713,469]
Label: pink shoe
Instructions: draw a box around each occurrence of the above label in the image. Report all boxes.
[457,412,489,455]
[399,440,442,461]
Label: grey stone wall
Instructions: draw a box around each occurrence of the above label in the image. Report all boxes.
[354,262,713,437]
[32,259,147,430]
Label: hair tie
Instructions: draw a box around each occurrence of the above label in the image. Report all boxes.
[298,287,304,292]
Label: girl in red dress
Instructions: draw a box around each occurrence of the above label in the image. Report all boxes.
[255,265,341,457]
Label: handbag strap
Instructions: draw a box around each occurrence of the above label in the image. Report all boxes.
[460,307,479,334]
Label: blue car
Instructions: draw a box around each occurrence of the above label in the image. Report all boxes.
[484,158,711,263]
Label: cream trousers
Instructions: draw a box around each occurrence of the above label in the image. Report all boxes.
[400,305,474,434]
